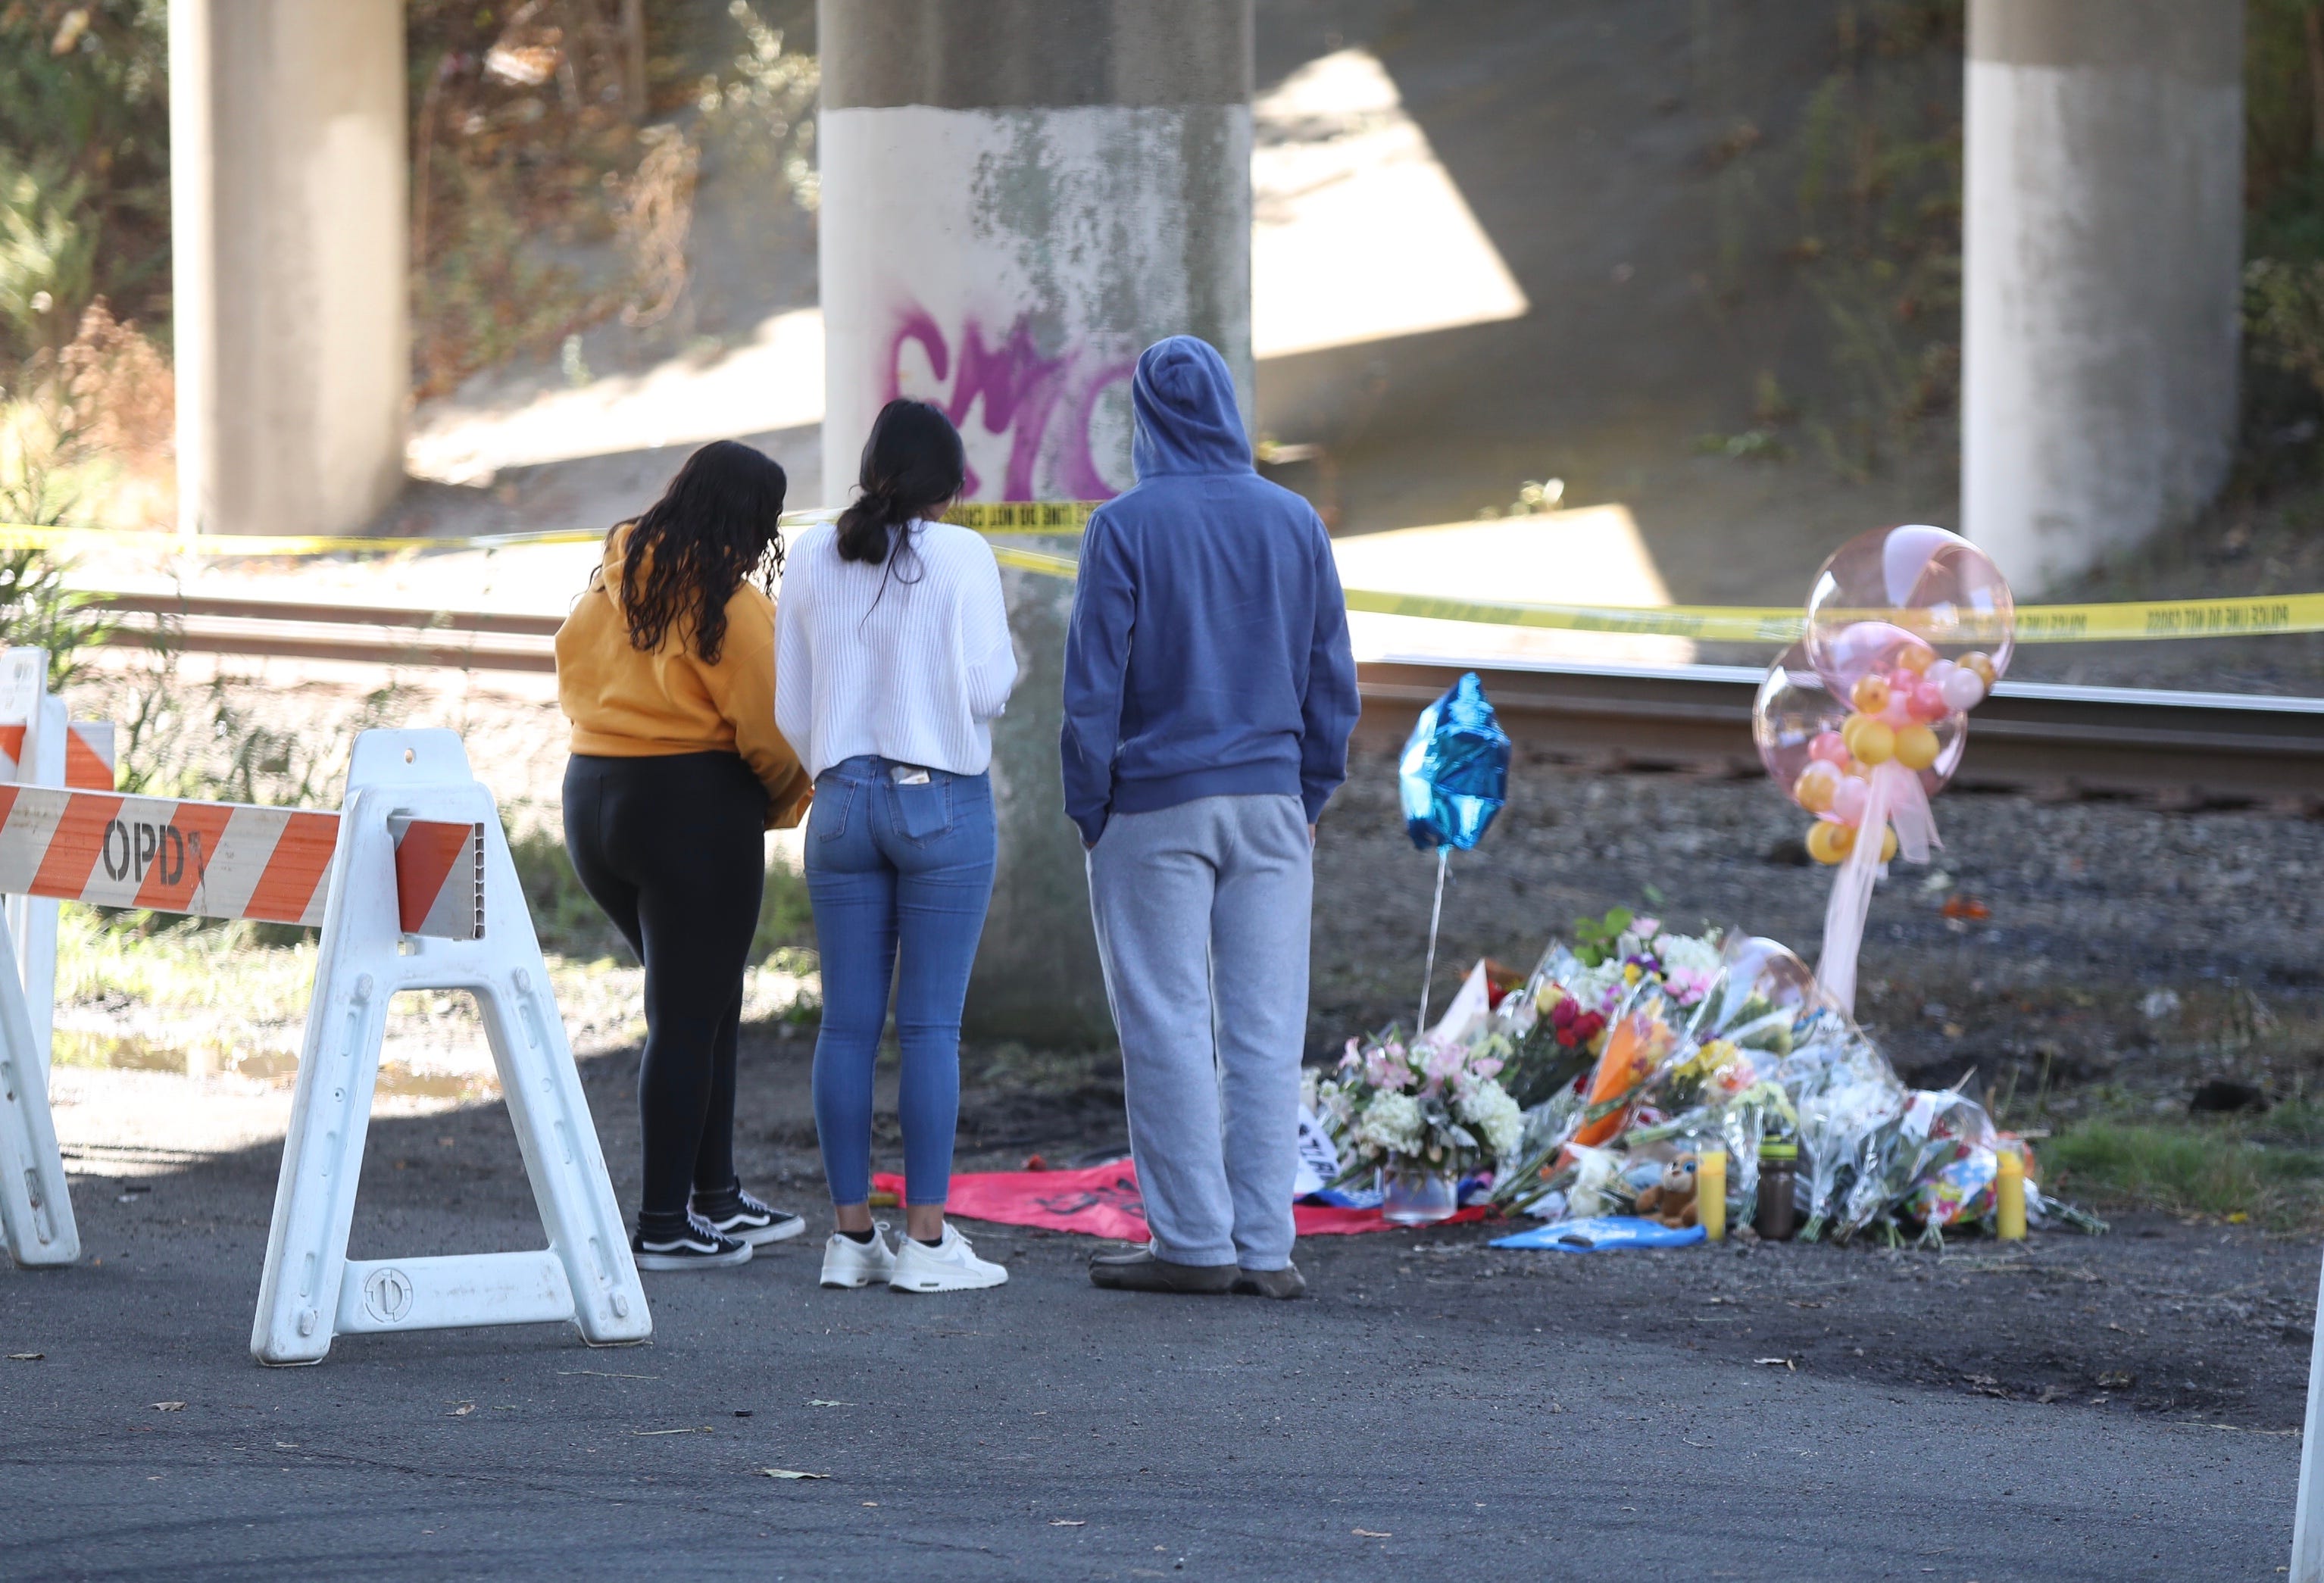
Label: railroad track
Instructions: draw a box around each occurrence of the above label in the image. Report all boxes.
[88,595,2324,811]
[1357,658,2324,812]
[92,592,561,673]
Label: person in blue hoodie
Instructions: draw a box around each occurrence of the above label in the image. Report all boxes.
[1061,335,1360,1300]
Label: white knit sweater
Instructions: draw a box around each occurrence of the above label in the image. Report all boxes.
[774,519,1018,781]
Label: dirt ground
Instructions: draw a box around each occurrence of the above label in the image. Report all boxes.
[276,1023,2312,1440]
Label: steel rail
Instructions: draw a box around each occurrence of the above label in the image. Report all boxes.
[78,596,2324,809]
[1357,658,2324,810]
[87,593,561,673]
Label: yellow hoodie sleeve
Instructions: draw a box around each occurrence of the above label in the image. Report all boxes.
[702,592,812,830]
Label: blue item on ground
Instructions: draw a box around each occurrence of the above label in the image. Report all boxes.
[1399,673,1510,851]
[1490,1216,1708,1251]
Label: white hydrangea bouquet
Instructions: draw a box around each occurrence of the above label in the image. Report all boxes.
[1305,1029,1524,1185]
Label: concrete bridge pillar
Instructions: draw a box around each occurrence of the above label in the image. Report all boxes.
[170,0,409,539]
[818,0,1254,1043]
[1962,0,2244,591]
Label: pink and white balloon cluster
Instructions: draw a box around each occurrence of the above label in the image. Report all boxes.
[1753,525,2016,867]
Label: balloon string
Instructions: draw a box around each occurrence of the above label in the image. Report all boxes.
[1417,846,1451,1035]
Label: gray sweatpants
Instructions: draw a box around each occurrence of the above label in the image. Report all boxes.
[1086,794,1312,1271]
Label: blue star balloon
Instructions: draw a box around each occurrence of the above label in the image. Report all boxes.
[1399,672,1510,851]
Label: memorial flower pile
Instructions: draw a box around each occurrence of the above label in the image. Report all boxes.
[1319,902,2103,1247]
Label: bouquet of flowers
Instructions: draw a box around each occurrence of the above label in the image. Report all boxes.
[1495,909,1732,1108]
[1351,900,2107,1246]
[1307,1027,1525,1185]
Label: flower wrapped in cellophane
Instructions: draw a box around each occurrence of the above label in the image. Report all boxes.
[1305,1026,1524,1188]
[1449,904,2105,1246]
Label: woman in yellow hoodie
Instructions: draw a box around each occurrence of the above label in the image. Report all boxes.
[556,440,811,1270]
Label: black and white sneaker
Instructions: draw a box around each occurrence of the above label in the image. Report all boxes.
[690,1185,807,1247]
[633,1213,754,1271]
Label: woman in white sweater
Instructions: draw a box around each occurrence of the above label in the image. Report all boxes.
[775,398,1017,1294]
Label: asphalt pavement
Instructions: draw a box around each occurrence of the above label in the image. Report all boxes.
[0,1113,2301,1582]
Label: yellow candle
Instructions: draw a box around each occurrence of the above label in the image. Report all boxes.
[1698,1151,1727,1241]
[1995,1147,2026,1241]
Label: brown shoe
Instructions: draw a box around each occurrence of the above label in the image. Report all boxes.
[1088,1247,1236,1294]
[1230,1262,1307,1300]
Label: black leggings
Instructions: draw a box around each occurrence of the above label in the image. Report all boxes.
[563,751,765,1232]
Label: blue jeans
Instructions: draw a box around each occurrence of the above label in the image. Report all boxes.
[804,755,996,1209]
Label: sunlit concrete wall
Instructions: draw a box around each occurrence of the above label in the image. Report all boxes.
[819,0,1254,1043]
[171,0,408,539]
[1962,0,2243,592]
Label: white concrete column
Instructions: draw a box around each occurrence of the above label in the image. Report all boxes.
[819,0,1254,1042]
[171,0,409,539]
[1962,0,2243,591]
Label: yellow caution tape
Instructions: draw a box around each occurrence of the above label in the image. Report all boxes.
[938,501,1095,535]
[0,501,1095,558]
[1338,590,2324,645]
[7,514,2322,644]
[1340,589,1804,643]
[990,545,1082,579]
[2012,595,2324,643]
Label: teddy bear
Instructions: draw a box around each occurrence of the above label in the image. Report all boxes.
[1634,1152,1700,1229]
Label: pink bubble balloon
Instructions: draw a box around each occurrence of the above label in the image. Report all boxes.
[1830,776,1870,827]
[1753,645,1852,812]
[1910,681,1949,722]
[1879,693,1916,729]
[1804,525,2016,697]
[1758,642,1970,807]
[1810,619,1928,693]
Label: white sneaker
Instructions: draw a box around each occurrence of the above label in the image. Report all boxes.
[889,1224,1009,1293]
[820,1225,897,1288]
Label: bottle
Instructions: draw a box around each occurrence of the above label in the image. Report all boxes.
[1995,1144,2026,1241]
[1755,1141,1799,1241]
[1698,1149,1727,1241]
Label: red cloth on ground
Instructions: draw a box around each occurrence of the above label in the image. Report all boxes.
[871,1163,1488,1239]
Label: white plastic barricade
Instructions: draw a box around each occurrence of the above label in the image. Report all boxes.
[0,647,120,1078]
[2297,1297,2324,1577]
[248,729,648,1363]
[0,895,70,1269]
[0,726,650,1365]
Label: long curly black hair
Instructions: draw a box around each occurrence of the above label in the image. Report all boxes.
[606,440,788,664]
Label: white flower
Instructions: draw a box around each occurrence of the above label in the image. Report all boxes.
[1457,1079,1523,1159]
[1356,1091,1425,1156]
[1300,1068,1320,1111]
[1655,932,1723,979]
[1572,959,1626,1009]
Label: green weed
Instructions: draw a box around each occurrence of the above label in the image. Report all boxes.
[2040,1112,2324,1230]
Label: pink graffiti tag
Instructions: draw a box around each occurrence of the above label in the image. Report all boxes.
[886,308,1131,501]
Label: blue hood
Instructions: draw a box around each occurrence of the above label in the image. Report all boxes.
[1129,336,1251,479]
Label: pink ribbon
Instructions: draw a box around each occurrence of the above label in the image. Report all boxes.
[1816,763,1943,1017]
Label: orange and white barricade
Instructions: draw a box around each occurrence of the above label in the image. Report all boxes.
[0,724,650,1366]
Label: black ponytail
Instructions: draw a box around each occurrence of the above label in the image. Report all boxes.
[835,398,967,567]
